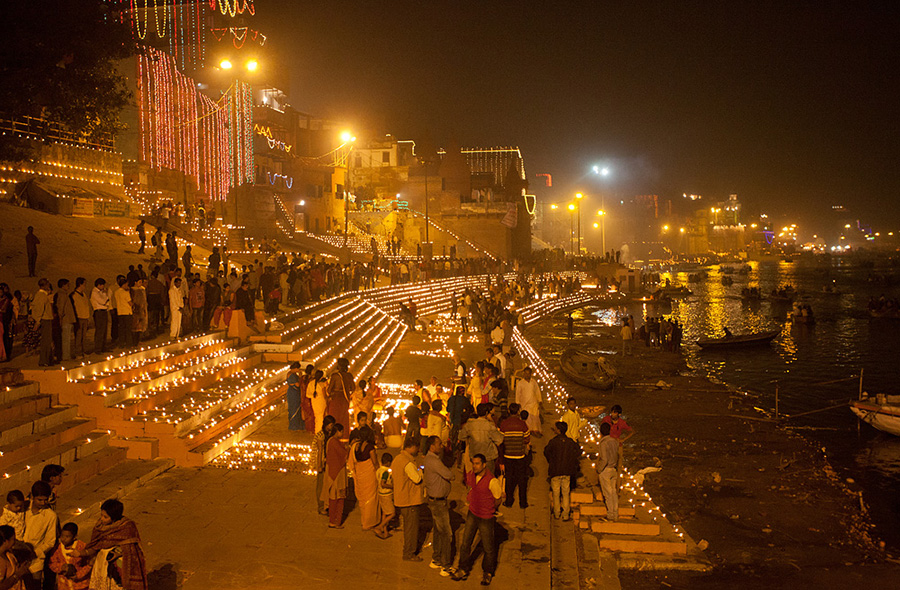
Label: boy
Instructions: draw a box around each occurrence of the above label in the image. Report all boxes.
[0,491,25,540]
[23,481,58,590]
[49,523,91,590]
[374,453,395,539]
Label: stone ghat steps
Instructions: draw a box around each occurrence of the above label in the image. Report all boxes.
[0,377,163,516]
[253,296,355,346]
[571,488,691,557]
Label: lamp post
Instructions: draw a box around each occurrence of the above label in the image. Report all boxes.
[597,209,606,256]
[567,203,576,254]
[574,193,583,254]
[338,131,356,251]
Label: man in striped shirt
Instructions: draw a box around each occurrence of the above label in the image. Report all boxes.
[499,403,531,509]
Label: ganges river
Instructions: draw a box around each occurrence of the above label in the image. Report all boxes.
[566,259,900,548]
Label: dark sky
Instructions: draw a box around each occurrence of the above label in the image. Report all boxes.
[254,1,900,233]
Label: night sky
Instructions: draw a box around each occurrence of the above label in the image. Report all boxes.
[254,1,900,233]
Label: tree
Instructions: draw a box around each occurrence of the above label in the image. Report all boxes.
[0,0,133,160]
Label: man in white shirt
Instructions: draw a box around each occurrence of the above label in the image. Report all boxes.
[24,481,59,585]
[90,278,111,353]
[515,367,542,435]
[169,277,184,338]
[560,397,591,443]
[492,346,507,377]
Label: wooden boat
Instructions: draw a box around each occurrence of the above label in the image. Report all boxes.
[851,394,900,436]
[696,329,780,349]
[560,349,617,390]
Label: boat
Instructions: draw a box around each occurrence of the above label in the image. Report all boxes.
[560,349,617,390]
[696,329,780,349]
[851,394,900,436]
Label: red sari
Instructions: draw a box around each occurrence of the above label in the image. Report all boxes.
[84,517,147,590]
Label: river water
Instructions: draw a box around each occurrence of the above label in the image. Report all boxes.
[577,259,900,547]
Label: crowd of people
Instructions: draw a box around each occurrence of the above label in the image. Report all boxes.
[0,467,147,590]
[619,314,684,353]
[291,335,635,585]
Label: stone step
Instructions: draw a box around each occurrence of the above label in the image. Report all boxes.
[71,338,234,392]
[59,457,174,528]
[185,393,284,466]
[577,504,637,518]
[294,300,377,360]
[137,363,287,438]
[0,418,98,473]
[105,350,261,422]
[0,368,24,389]
[309,305,391,366]
[3,438,125,502]
[593,535,687,556]
[90,345,252,408]
[351,318,407,378]
[0,404,80,446]
[254,297,357,345]
[590,521,661,536]
[64,332,223,382]
[0,381,40,406]
[0,394,53,425]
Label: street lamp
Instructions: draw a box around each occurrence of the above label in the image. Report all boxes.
[597,209,606,255]
[574,193,584,254]
[567,203,576,254]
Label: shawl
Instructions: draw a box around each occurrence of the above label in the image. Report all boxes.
[85,518,147,590]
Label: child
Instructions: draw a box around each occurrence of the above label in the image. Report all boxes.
[48,523,91,590]
[39,465,65,511]
[0,491,25,541]
[374,452,395,540]
[23,481,58,589]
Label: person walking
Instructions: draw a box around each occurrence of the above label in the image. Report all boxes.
[596,422,619,521]
[543,421,581,520]
[499,403,530,509]
[393,438,425,561]
[25,226,39,277]
[54,279,76,362]
[90,279,110,354]
[452,453,502,585]
[168,277,184,339]
[423,435,455,576]
[459,403,504,475]
[620,319,633,356]
[514,367,542,436]
[135,220,146,253]
[31,279,54,366]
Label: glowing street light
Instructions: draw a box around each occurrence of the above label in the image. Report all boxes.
[575,193,583,200]
[567,203,575,211]
[662,224,669,231]
[340,131,356,143]
[246,59,259,72]
[219,59,233,70]
[550,204,559,210]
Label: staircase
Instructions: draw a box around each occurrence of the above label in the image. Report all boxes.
[570,481,708,569]
[0,369,171,525]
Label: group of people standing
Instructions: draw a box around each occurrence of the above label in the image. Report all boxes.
[0,467,148,590]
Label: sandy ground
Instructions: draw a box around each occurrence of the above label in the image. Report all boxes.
[523,312,900,589]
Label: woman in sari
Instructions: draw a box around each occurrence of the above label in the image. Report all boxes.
[0,525,27,590]
[350,428,379,532]
[72,499,147,590]
[299,364,316,432]
[307,370,328,434]
[326,358,354,435]
[321,424,348,529]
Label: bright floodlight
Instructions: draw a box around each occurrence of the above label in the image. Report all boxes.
[219,59,233,70]
[568,203,576,211]
[550,204,558,210]
[597,210,605,216]
[246,59,259,72]
[593,222,599,229]
[340,131,353,143]
[575,192,583,199]
[592,165,600,174]
[299,199,306,206]
[601,167,610,176]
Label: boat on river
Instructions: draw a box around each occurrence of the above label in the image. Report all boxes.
[560,349,617,390]
[851,394,900,436]
[696,329,780,349]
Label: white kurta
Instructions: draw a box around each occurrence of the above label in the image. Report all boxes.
[515,378,542,432]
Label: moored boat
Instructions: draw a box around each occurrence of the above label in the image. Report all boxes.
[697,329,780,349]
[560,349,617,390]
[851,394,900,436]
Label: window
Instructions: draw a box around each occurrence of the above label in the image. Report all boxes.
[355,157,362,168]
[382,151,390,164]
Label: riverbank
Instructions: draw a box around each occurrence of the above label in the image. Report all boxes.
[523,311,900,588]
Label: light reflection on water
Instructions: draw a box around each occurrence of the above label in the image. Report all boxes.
[615,259,900,546]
